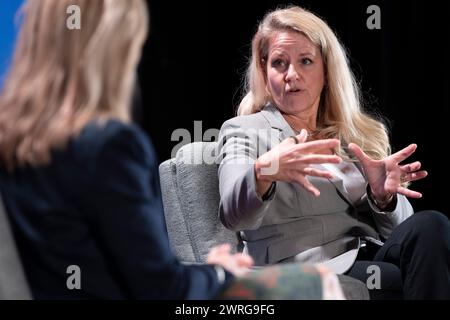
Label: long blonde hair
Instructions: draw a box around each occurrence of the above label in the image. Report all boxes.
[0,0,148,170]
[239,6,390,160]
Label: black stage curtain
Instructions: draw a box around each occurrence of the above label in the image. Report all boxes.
[137,0,449,215]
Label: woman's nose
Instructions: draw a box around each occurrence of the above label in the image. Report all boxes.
[285,64,300,82]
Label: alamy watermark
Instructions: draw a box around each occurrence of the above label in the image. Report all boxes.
[366,265,381,290]
[65,5,380,31]
[367,5,381,30]
[66,5,81,30]
[66,265,81,290]
[170,121,284,174]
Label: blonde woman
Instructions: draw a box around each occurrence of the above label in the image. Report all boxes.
[0,0,258,299]
[217,6,450,299]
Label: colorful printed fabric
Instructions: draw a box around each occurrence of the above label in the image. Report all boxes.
[218,263,323,300]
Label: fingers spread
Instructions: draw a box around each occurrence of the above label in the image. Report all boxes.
[296,129,308,143]
[401,161,421,173]
[404,170,428,182]
[296,175,320,197]
[303,167,335,179]
[393,144,417,163]
[347,143,371,164]
[299,154,342,165]
[397,186,422,198]
[297,139,340,153]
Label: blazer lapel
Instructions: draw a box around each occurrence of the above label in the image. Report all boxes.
[325,174,354,208]
[260,104,296,142]
[321,145,364,208]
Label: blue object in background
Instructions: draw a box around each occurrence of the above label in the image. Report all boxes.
[0,0,24,89]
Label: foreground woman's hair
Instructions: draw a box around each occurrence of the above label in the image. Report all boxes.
[0,0,148,170]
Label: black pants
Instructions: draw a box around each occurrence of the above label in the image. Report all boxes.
[345,210,450,300]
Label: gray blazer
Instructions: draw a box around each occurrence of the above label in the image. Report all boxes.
[217,104,414,273]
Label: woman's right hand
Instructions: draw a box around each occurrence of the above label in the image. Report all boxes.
[254,129,342,197]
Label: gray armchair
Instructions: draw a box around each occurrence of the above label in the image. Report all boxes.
[159,142,370,300]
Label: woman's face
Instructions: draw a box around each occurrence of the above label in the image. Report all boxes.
[265,31,325,116]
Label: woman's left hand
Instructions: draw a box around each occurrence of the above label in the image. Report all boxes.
[348,143,428,206]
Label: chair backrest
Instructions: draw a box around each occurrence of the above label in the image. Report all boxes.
[0,194,32,299]
[159,142,241,263]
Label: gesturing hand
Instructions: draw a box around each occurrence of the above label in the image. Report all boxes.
[348,143,428,206]
[255,129,342,197]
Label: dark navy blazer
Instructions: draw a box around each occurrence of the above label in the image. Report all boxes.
[0,120,231,299]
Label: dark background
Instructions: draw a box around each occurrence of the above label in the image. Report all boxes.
[137,0,449,215]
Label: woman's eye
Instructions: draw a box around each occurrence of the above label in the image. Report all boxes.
[301,58,313,65]
[271,59,286,68]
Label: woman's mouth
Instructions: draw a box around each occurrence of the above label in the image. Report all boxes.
[286,88,303,94]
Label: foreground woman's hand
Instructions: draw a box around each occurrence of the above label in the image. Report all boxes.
[206,244,254,277]
[348,143,428,208]
[255,129,342,197]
